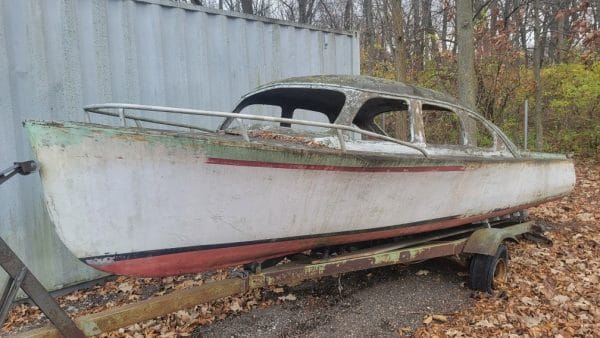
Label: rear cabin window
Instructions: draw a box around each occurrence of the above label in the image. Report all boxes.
[229,88,346,131]
[353,97,411,142]
[422,104,462,145]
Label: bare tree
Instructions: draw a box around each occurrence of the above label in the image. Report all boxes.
[343,0,353,30]
[298,0,317,24]
[456,0,477,144]
[241,0,253,14]
[533,0,543,150]
[391,0,407,81]
[363,0,375,75]
[411,0,424,72]
[422,0,437,62]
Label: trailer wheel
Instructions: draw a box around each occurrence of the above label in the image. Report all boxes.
[469,244,508,293]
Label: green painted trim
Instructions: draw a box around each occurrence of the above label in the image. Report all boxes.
[23,120,569,169]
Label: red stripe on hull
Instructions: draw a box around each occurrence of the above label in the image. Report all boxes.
[206,158,465,173]
[88,203,546,277]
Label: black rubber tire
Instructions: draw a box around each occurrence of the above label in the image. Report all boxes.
[469,244,509,293]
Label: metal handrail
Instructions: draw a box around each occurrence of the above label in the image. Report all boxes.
[83,103,428,157]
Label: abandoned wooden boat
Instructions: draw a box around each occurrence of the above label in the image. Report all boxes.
[24,75,575,277]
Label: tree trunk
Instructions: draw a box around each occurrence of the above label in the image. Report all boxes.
[391,0,407,82]
[241,0,253,14]
[519,0,529,65]
[555,1,566,63]
[298,0,316,24]
[533,0,544,151]
[502,0,512,29]
[412,0,423,73]
[594,1,599,30]
[547,5,558,63]
[456,0,477,145]
[441,0,448,52]
[422,0,437,62]
[363,0,375,75]
[489,0,498,36]
[343,0,353,30]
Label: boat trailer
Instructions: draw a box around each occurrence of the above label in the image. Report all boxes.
[1,161,546,338]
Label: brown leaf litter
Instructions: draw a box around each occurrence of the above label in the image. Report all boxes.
[415,160,599,337]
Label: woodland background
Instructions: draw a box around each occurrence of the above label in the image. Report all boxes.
[186,0,599,159]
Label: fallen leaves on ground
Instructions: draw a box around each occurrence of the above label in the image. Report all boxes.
[0,270,287,336]
[1,161,597,337]
[415,160,599,337]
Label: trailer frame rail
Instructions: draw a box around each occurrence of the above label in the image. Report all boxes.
[16,221,536,338]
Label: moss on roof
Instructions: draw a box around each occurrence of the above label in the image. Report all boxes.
[262,75,461,107]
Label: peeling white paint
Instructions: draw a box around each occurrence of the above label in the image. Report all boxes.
[29,124,576,262]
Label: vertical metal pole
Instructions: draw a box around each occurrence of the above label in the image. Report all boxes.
[524,99,528,151]
[235,118,250,142]
[336,129,347,152]
[118,108,126,127]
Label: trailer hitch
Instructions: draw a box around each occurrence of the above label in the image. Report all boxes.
[0,160,37,186]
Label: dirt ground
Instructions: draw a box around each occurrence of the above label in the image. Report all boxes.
[1,161,598,337]
[194,259,472,337]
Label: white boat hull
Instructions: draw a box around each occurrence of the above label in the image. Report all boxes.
[25,121,575,276]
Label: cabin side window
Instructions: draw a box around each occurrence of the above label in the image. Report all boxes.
[421,104,463,145]
[461,114,515,153]
[220,88,346,132]
[463,115,495,148]
[353,97,412,142]
[374,111,411,142]
[290,109,331,131]
[239,104,281,124]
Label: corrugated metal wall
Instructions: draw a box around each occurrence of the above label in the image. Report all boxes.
[0,0,359,290]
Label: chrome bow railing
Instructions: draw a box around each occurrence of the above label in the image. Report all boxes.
[83,103,428,157]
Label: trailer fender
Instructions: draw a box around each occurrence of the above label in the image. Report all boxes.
[463,222,534,256]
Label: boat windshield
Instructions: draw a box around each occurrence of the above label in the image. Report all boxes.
[219,88,346,131]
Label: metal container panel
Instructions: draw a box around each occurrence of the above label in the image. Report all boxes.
[0,0,359,290]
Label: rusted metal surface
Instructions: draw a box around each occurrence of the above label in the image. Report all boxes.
[310,223,487,264]
[248,239,468,289]
[463,221,534,256]
[17,238,470,337]
[17,221,540,337]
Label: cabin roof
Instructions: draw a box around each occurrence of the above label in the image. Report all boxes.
[257,75,462,107]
